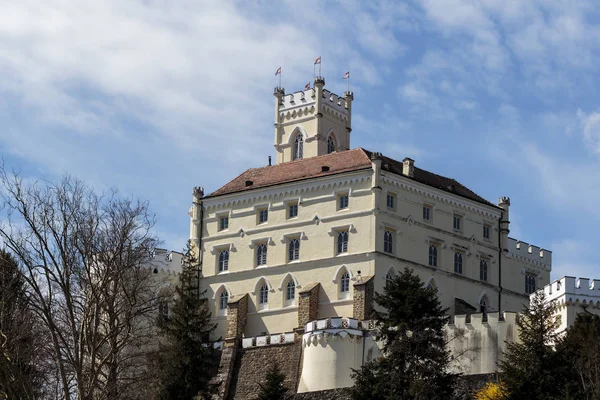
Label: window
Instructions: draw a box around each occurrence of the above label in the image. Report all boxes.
[327,136,336,154]
[428,244,438,267]
[384,230,394,254]
[293,133,304,160]
[525,273,537,294]
[423,205,431,221]
[259,284,269,309]
[285,280,295,306]
[288,202,298,219]
[480,297,488,314]
[338,193,349,210]
[454,252,463,274]
[218,250,229,272]
[385,270,395,287]
[453,214,462,231]
[218,215,229,231]
[386,193,395,209]
[158,301,169,319]
[337,230,349,254]
[219,291,228,316]
[340,272,350,298]
[288,238,300,262]
[483,224,490,240]
[256,243,268,267]
[480,260,488,282]
[258,208,268,224]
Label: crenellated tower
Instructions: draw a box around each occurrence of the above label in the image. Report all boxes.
[273,77,353,164]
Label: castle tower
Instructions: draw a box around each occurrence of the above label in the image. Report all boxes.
[273,77,353,164]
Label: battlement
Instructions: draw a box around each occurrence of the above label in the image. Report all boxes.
[506,237,552,270]
[448,311,517,328]
[241,332,296,348]
[540,276,600,305]
[279,89,351,116]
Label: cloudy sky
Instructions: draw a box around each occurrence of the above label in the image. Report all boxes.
[1,0,599,280]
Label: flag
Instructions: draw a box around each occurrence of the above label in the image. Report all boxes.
[275,67,282,76]
[314,56,321,65]
[304,82,310,90]
[343,71,350,79]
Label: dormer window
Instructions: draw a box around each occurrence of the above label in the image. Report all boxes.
[327,136,336,154]
[293,134,304,160]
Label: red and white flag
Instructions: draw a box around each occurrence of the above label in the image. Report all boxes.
[343,71,350,79]
[304,82,310,90]
[275,66,282,76]
[314,56,321,65]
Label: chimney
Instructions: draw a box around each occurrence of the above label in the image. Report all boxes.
[268,156,272,166]
[402,158,414,178]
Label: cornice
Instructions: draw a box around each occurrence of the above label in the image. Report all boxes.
[203,170,372,211]
[381,175,501,219]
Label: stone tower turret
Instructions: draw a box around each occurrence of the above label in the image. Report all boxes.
[273,77,353,164]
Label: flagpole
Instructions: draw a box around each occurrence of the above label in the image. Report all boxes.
[279,69,282,89]
[347,74,350,92]
[319,57,322,77]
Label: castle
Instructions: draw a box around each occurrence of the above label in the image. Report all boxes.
[182,77,588,398]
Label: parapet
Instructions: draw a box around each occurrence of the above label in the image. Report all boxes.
[279,88,351,116]
[447,311,518,329]
[506,237,552,271]
[539,276,600,306]
[241,332,295,348]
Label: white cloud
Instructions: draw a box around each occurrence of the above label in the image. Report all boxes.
[577,109,600,156]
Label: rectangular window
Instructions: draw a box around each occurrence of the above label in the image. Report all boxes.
[338,193,349,210]
[258,208,268,224]
[218,215,229,231]
[483,224,490,240]
[428,245,438,267]
[480,260,488,282]
[288,202,298,219]
[423,205,431,221]
[337,230,349,254]
[453,214,462,231]
[384,229,394,254]
[525,273,537,294]
[386,193,396,210]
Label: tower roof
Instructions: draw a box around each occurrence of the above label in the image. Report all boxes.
[206,148,496,208]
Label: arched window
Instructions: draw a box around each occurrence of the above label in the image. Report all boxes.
[384,230,393,253]
[218,250,229,272]
[288,238,300,261]
[293,134,304,160]
[525,273,536,294]
[480,260,488,281]
[480,296,488,315]
[256,243,268,266]
[158,301,169,319]
[340,272,350,299]
[219,290,228,316]
[385,270,395,287]
[327,136,336,154]
[259,284,269,310]
[337,230,349,254]
[285,280,296,306]
[454,252,463,274]
[428,245,438,267]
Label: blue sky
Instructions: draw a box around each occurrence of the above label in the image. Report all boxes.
[1,0,599,280]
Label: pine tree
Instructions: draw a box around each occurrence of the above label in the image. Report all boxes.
[351,268,455,400]
[499,290,561,400]
[256,363,289,400]
[152,241,219,400]
[555,313,600,399]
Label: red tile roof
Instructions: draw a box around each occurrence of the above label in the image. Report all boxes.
[207,148,497,208]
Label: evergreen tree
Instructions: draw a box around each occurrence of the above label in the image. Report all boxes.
[0,249,43,399]
[499,291,561,400]
[555,313,600,400]
[152,241,219,400]
[256,363,289,400]
[351,268,455,400]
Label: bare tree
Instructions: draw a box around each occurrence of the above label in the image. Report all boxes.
[0,167,164,399]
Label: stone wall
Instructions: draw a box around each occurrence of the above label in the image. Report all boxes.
[292,388,352,399]
[226,294,248,340]
[228,342,302,400]
[298,283,320,328]
[353,276,374,320]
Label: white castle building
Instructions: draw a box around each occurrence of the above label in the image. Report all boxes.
[187,77,558,398]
